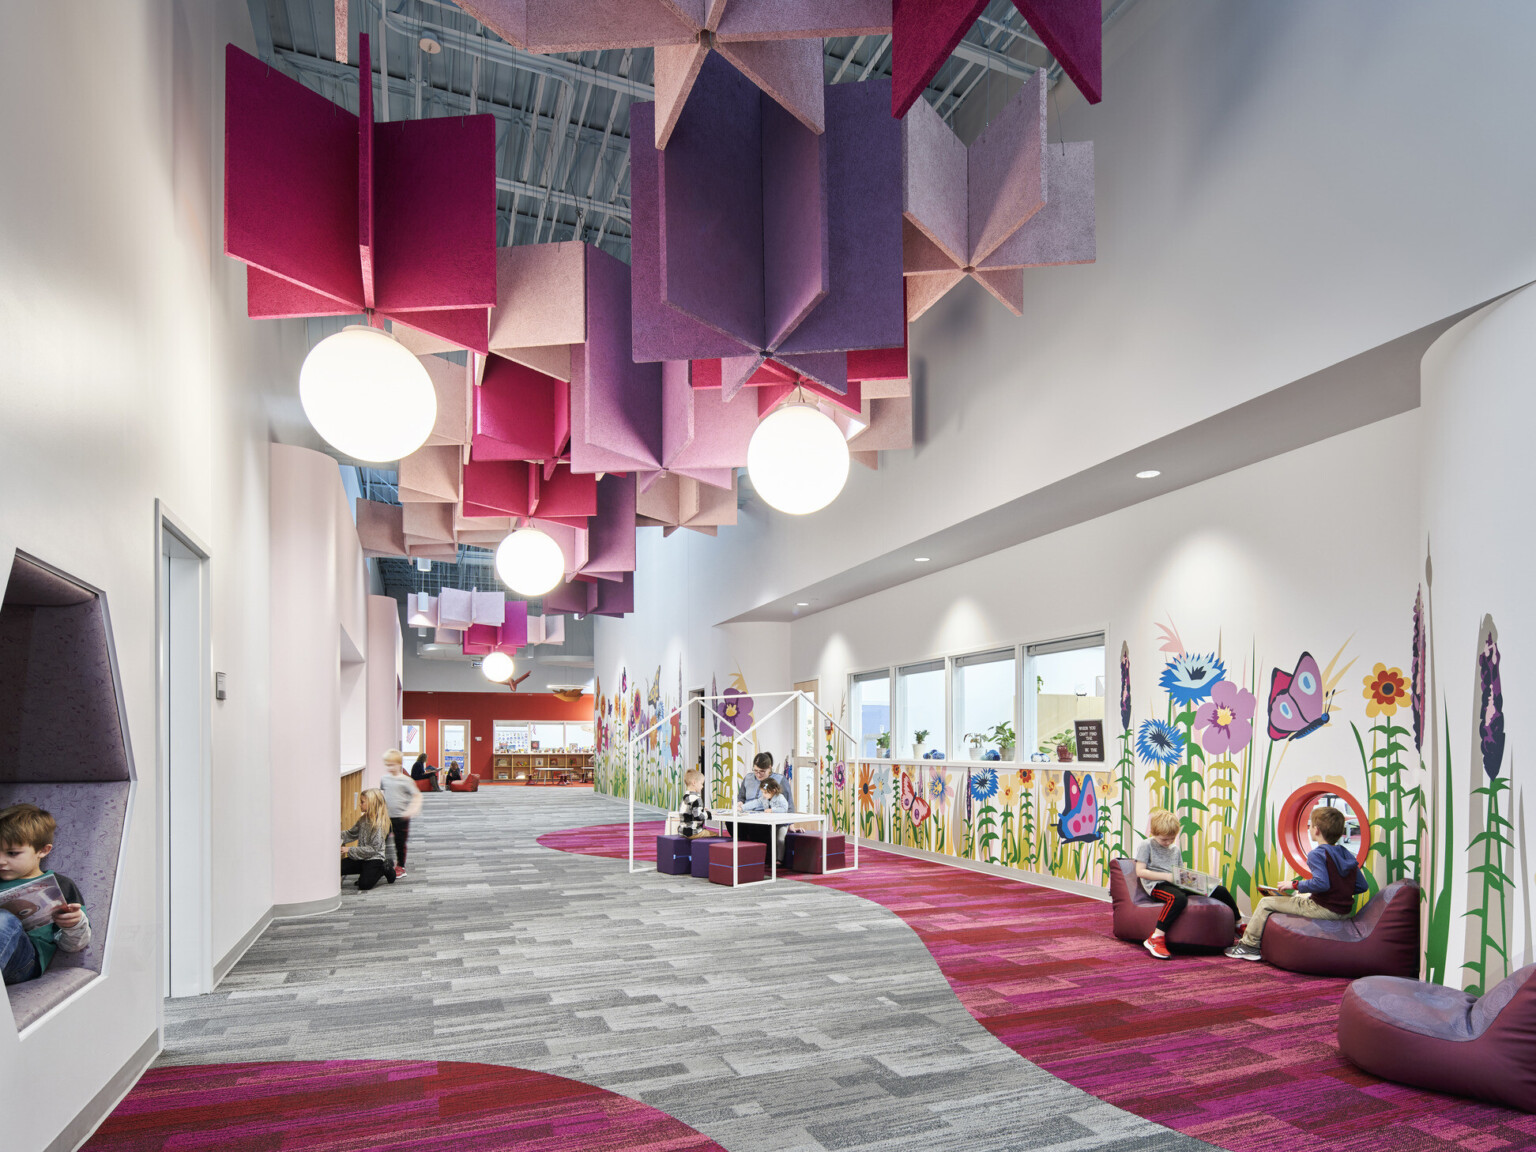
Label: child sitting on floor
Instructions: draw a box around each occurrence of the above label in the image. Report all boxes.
[0,804,90,986]
[677,769,715,839]
[1226,804,1366,961]
[1134,807,1240,960]
[340,789,398,891]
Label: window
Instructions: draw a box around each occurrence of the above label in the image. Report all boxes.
[851,670,891,759]
[954,649,1016,759]
[493,721,529,753]
[1027,635,1106,759]
[567,722,595,750]
[532,722,567,750]
[896,660,945,758]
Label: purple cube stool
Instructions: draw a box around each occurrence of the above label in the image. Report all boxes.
[1108,859,1235,950]
[689,835,717,879]
[656,834,692,875]
[784,831,846,874]
[708,840,766,886]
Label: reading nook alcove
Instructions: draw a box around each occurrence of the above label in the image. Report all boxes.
[0,552,134,1029]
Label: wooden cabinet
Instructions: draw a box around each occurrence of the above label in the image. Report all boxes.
[489,752,594,784]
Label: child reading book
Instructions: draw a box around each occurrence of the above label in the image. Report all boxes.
[0,804,90,986]
[1225,804,1366,961]
[743,777,791,863]
[1134,808,1240,959]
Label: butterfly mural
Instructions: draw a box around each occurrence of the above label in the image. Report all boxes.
[1057,771,1102,844]
[1268,651,1332,740]
[899,772,931,825]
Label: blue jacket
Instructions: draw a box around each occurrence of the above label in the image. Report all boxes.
[1298,842,1367,915]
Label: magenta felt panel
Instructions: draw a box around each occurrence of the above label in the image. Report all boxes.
[461,639,492,656]
[463,460,534,517]
[890,0,987,118]
[660,54,766,350]
[593,572,635,617]
[534,463,598,519]
[1014,0,1101,104]
[224,45,362,310]
[474,356,568,461]
[849,334,908,381]
[984,141,1096,268]
[465,623,499,648]
[761,96,829,349]
[245,268,356,318]
[584,473,637,578]
[967,69,1046,265]
[499,600,529,650]
[775,78,904,361]
[630,102,746,364]
[386,307,490,356]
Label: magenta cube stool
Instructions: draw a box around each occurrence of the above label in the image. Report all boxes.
[656,834,692,875]
[708,840,766,886]
[784,831,846,873]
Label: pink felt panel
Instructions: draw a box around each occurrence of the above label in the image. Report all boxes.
[756,376,862,416]
[397,446,461,502]
[760,95,829,348]
[714,0,891,39]
[584,473,637,578]
[407,543,461,561]
[438,588,474,630]
[245,268,356,318]
[499,600,530,650]
[471,589,506,627]
[489,242,586,353]
[849,395,913,451]
[652,41,711,149]
[473,356,570,462]
[593,571,635,617]
[433,627,462,643]
[463,460,535,518]
[540,614,565,645]
[407,593,438,629]
[224,45,362,310]
[421,354,473,447]
[465,623,499,648]
[532,520,589,577]
[967,69,1046,265]
[901,89,968,265]
[534,463,598,520]
[356,500,407,558]
[983,142,1096,268]
[401,501,456,543]
[890,0,988,119]
[1013,0,1102,104]
[386,307,490,356]
[526,615,546,645]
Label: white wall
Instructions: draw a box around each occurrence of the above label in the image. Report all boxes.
[0,2,309,1147]
[365,596,404,790]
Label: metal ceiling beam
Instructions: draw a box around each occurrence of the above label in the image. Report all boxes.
[495,177,623,219]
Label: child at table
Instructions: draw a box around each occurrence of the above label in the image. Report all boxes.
[744,777,790,863]
[677,769,715,839]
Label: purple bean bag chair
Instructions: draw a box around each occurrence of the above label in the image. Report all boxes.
[1109,859,1234,950]
[1338,964,1536,1112]
[1261,880,1421,978]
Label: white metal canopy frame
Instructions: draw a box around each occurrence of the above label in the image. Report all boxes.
[625,690,859,875]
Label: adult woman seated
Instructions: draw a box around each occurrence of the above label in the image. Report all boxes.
[726,752,793,860]
[410,753,440,792]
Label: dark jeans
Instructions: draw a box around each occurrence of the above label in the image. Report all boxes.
[391,817,411,868]
[0,911,41,985]
[1150,882,1240,929]
[341,857,395,891]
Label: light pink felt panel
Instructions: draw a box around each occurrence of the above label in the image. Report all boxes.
[397,446,461,503]
[541,614,565,644]
[849,395,913,451]
[437,588,474,630]
[356,500,408,557]
[661,359,696,464]
[716,0,890,38]
[652,41,711,148]
[421,354,472,447]
[463,460,535,518]
[401,501,456,543]
[473,356,570,462]
[714,36,825,135]
[755,376,862,417]
[224,45,361,309]
[488,242,586,353]
[469,0,700,52]
[984,142,1096,268]
[471,589,507,627]
[407,543,461,561]
[433,627,462,643]
[901,90,968,265]
[532,520,589,577]
[534,463,599,520]
[407,593,438,628]
[967,69,1046,265]
[583,473,637,578]
[499,600,530,650]
[526,615,545,645]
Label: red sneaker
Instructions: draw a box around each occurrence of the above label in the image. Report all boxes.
[1143,935,1172,960]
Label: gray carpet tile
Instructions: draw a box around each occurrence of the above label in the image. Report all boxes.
[162,788,1210,1152]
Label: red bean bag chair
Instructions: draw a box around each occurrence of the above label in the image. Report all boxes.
[1338,964,1536,1112]
[1260,880,1421,978]
[447,773,479,792]
[1109,858,1234,950]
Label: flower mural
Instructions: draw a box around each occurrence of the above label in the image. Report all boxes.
[1136,718,1186,767]
[716,679,754,736]
[1466,614,1511,995]
[872,770,891,807]
[833,761,847,791]
[858,763,876,809]
[1410,586,1426,753]
[1194,680,1256,755]
[1362,663,1408,718]
[670,710,682,760]
[1159,651,1226,706]
[928,768,951,808]
[969,768,998,803]
[1478,627,1505,779]
[1119,641,1132,730]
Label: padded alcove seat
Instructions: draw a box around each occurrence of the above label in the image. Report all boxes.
[0,553,134,1030]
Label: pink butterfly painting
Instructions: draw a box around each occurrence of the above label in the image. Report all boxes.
[1057,771,1102,844]
[899,772,916,813]
[1268,651,1330,740]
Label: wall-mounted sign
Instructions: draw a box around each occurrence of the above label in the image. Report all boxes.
[1074,719,1105,763]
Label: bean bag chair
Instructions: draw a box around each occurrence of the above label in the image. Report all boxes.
[1338,964,1536,1112]
[1108,858,1234,950]
[1261,880,1420,978]
[447,774,479,793]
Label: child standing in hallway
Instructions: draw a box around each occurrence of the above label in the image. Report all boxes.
[381,749,423,878]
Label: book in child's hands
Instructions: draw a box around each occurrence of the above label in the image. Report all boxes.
[0,874,68,930]
[1170,866,1220,896]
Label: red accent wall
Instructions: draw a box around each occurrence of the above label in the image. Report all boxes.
[403,692,594,778]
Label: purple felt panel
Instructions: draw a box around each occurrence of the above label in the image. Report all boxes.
[901,90,968,266]
[463,460,535,518]
[489,242,587,354]
[665,365,759,470]
[473,356,569,462]
[983,141,1096,268]
[224,45,362,310]
[534,463,599,520]
[629,102,746,363]
[499,600,530,651]
[370,114,498,313]
[715,0,891,38]
[720,352,769,402]
[848,332,908,382]
[660,54,765,350]
[356,500,408,558]
[661,359,695,465]
[584,473,638,578]
[890,0,988,119]
[714,36,825,136]
[593,571,635,617]
[774,79,904,358]
[543,580,598,616]
[572,251,662,473]
[1013,0,1102,104]
[760,96,829,349]
[967,69,1046,265]
[774,348,849,394]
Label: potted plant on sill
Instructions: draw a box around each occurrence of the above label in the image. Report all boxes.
[988,722,1016,761]
[875,731,892,759]
[964,732,988,760]
[913,729,930,759]
[1042,729,1076,762]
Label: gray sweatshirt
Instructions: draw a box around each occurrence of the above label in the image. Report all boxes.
[341,817,395,863]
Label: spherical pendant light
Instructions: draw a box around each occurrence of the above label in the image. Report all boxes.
[495,528,565,597]
[481,650,515,683]
[299,325,437,462]
[746,402,850,515]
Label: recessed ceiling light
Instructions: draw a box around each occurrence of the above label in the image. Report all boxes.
[796,602,809,607]
[1136,470,1161,479]
[914,556,931,563]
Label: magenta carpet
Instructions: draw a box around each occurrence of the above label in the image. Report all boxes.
[539,820,1536,1152]
[85,1060,727,1151]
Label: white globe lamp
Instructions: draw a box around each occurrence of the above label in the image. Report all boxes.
[299,325,437,462]
[495,528,565,597]
[481,650,515,683]
[746,402,850,515]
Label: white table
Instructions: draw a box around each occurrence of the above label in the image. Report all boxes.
[706,811,853,883]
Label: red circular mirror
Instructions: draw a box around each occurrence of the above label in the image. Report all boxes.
[1276,782,1371,877]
